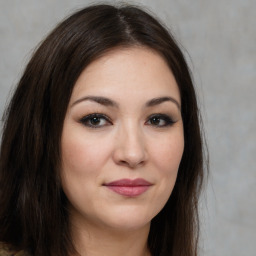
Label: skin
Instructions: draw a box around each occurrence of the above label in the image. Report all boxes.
[61,47,184,256]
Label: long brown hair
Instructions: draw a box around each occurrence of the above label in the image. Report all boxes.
[0,4,206,256]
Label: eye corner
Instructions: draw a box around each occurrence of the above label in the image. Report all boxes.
[145,113,176,128]
[79,113,113,128]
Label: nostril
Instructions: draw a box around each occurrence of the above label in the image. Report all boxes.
[112,132,148,168]
[118,159,145,169]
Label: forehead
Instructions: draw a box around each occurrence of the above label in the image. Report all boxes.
[70,47,180,104]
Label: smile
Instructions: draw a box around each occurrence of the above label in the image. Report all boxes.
[103,178,152,197]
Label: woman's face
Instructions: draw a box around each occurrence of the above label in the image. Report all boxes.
[61,47,184,232]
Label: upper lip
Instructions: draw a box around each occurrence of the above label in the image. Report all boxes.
[104,178,152,187]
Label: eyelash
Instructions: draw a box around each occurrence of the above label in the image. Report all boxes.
[145,113,176,127]
[79,113,175,128]
[80,113,112,128]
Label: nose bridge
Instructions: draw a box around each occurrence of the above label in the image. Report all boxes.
[123,120,143,148]
[113,119,147,168]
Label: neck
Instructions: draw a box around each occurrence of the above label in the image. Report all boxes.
[70,218,151,256]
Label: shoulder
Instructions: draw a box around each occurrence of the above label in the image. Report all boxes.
[0,243,31,256]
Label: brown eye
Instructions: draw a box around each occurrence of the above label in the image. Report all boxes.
[90,116,101,125]
[146,114,175,127]
[80,114,112,128]
[150,117,161,126]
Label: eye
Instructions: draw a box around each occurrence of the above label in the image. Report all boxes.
[146,114,175,127]
[80,113,112,128]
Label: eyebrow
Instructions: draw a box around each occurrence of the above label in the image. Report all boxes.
[145,97,180,110]
[71,96,119,108]
[71,95,180,110]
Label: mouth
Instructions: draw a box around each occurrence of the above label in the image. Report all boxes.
[103,178,152,197]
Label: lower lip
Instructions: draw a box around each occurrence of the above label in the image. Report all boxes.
[105,185,150,197]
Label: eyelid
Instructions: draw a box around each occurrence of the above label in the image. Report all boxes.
[79,112,176,129]
[79,113,112,128]
[145,113,176,127]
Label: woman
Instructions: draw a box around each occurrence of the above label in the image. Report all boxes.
[0,4,206,256]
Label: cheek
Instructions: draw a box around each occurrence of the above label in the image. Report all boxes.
[60,130,111,214]
[149,132,184,199]
[61,131,111,177]
[152,133,184,174]
[60,128,115,209]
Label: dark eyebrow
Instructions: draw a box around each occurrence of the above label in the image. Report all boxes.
[146,97,181,110]
[71,95,180,110]
[71,96,119,108]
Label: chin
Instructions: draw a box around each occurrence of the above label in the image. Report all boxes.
[95,205,156,231]
[103,217,151,232]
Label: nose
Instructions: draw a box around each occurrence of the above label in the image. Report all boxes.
[112,123,148,169]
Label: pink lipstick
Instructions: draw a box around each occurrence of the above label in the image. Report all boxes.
[104,178,152,197]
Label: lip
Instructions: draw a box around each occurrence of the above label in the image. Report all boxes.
[104,178,152,197]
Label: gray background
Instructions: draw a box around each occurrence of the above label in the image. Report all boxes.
[0,0,255,255]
